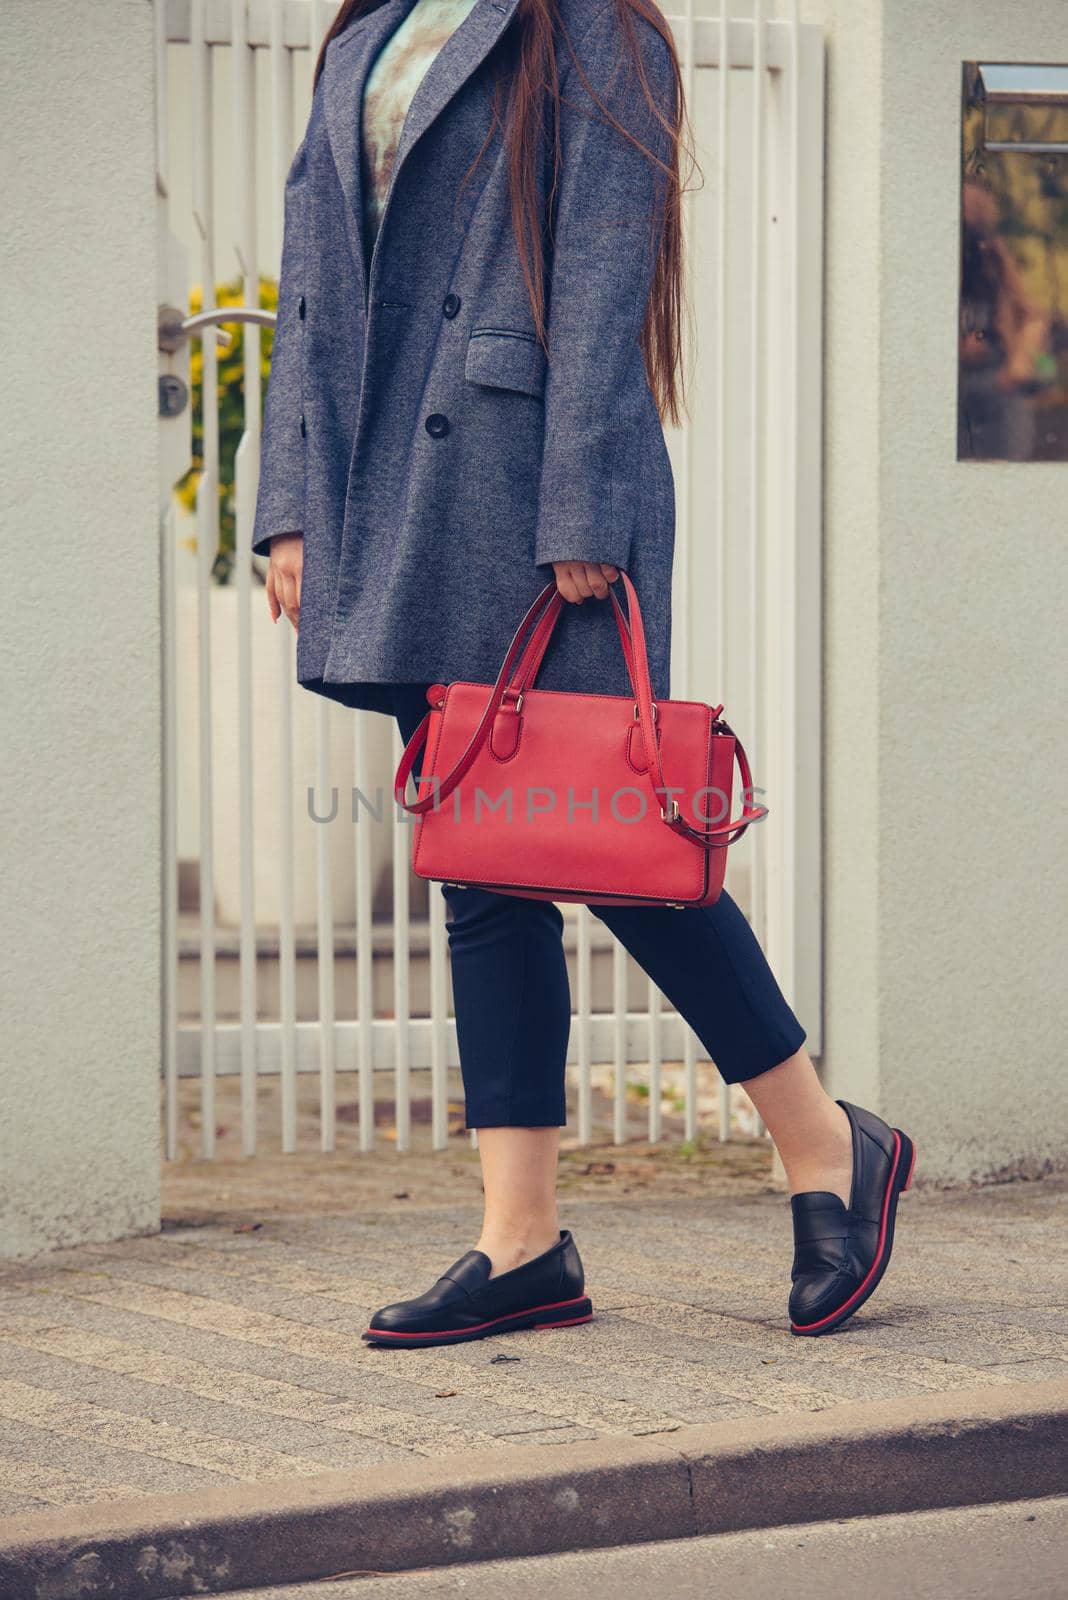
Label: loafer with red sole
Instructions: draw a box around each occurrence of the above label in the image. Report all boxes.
[361,1227,593,1348]
[789,1098,917,1337]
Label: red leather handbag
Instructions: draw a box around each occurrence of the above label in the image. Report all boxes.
[394,572,767,907]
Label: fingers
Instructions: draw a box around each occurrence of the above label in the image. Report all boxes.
[267,535,304,631]
[278,571,300,630]
[266,570,297,628]
[571,565,597,601]
[553,562,582,603]
[552,561,620,603]
[584,564,612,600]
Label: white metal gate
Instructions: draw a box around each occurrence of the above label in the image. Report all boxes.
[155,0,824,1159]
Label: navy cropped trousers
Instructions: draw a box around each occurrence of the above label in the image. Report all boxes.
[390,684,807,1128]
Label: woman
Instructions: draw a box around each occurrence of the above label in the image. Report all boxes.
[252,0,915,1345]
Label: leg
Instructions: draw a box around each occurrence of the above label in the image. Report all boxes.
[594,890,915,1334]
[595,891,849,1198]
[442,884,567,1270]
[742,1047,851,1205]
[474,1128,561,1272]
[391,684,569,1276]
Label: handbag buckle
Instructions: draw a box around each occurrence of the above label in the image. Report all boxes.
[502,688,524,714]
[660,800,681,824]
[633,702,658,722]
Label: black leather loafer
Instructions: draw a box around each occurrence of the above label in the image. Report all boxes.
[361,1228,593,1347]
[789,1099,916,1337]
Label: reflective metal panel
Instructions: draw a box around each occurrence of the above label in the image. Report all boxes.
[959,62,1068,460]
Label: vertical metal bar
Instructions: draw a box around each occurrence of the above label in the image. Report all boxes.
[392,724,412,1152]
[270,0,294,205]
[718,1076,731,1142]
[270,0,298,1153]
[674,0,696,710]
[761,0,802,1192]
[156,0,178,1162]
[765,13,794,1004]
[612,941,627,1146]
[576,907,592,1146]
[231,0,261,1157]
[750,3,771,1146]
[161,503,179,1161]
[714,13,730,776]
[647,983,662,1144]
[710,4,733,1148]
[154,0,170,196]
[418,683,451,1153]
[315,701,337,1150]
[354,711,375,1150]
[781,0,801,1016]
[687,1038,700,1145]
[312,0,332,59]
[277,642,297,1155]
[191,0,218,1159]
[675,0,698,1145]
[749,0,767,954]
[429,882,449,1149]
[792,22,825,1056]
[301,0,336,1154]
[761,7,823,1075]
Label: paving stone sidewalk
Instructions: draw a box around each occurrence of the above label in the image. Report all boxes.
[0,1176,1064,1520]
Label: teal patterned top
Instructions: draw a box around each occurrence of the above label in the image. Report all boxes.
[361,0,481,252]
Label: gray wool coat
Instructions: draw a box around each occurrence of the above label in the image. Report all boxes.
[251,0,678,711]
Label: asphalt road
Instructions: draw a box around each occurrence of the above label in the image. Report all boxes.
[223,1496,1068,1600]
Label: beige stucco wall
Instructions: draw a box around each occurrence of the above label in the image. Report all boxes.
[0,1,161,1255]
[806,0,1068,1179]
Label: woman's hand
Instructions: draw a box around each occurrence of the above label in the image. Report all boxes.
[552,561,619,603]
[267,533,304,631]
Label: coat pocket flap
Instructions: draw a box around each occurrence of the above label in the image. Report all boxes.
[464,331,547,399]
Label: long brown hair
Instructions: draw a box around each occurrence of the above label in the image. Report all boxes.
[314,0,694,425]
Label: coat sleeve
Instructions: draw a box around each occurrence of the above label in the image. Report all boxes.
[532,0,676,573]
[251,136,310,558]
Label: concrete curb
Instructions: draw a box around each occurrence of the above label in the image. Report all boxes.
[1,1379,1065,1598]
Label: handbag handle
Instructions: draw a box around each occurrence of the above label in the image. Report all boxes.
[610,572,768,847]
[395,572,768,846]
[509,585,640,693]
[394,579,563,816]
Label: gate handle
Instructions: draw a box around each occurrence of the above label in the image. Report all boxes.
[158,304,277,354]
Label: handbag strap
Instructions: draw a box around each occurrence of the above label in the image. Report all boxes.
[394,579,561,816]
[395,571,768,846]
[610,572,767,846]
[510,586,639,693]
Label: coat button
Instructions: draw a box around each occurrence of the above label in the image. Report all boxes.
[425,413,450,438]
[298,295,306,320]
[442,292,461,319]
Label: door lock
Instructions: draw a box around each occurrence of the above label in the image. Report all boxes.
[158,374,189,419]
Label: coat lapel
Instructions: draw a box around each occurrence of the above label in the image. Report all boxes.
[389,0,522,183]
[322,0,417,274]
[322,0,522,285]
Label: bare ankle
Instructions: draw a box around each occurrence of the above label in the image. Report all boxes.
[477,1221,560,1277]
[781,1108,853,1204]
